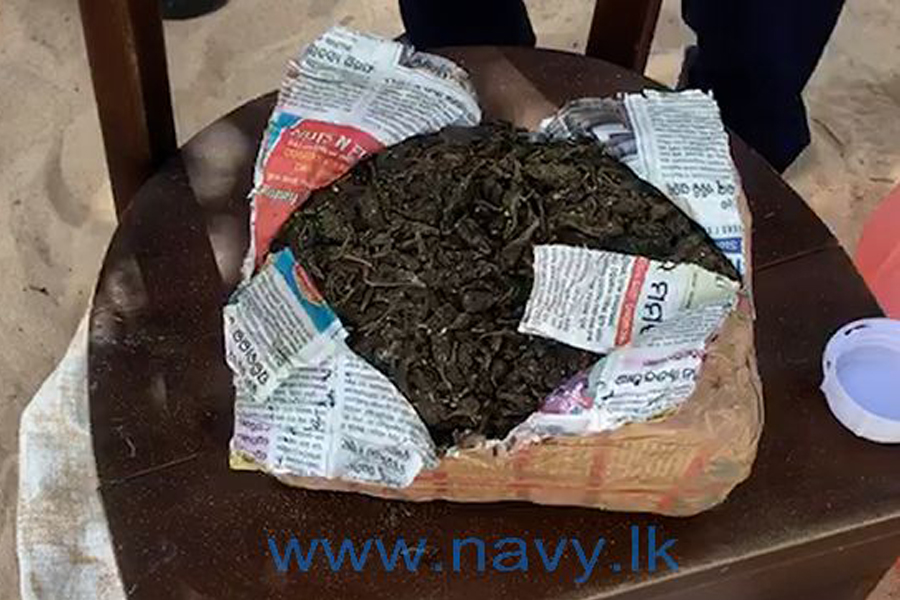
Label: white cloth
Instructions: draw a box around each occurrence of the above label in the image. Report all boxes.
[16,314,125,600]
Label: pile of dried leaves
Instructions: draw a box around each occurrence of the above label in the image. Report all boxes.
[277,123,736,449]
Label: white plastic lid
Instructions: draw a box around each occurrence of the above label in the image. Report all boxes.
[822,318,900,443]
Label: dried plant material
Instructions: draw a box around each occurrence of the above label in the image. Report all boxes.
[276,123,736,449]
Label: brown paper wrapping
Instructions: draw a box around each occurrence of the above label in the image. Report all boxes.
[260,143,764,515]
[275,300,762,517]
[267,169,763,517]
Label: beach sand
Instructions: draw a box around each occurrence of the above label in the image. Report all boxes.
[1,0,898,596]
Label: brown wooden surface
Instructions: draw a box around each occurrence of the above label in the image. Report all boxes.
[88,47,894,600]
[586,0,664,72]
[77,0,177,216]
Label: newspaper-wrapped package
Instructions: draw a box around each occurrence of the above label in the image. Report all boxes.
[226,28,762,517]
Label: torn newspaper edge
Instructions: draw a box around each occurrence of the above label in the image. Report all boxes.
[242,26,482,277]
[540,91,745,275]
[224,248,347,403]
[227,248,437,487]
[510,246,738,443]
[519,245,739,354]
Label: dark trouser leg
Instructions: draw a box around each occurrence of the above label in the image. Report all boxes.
[682,0,845,171]
[399,0,535,49]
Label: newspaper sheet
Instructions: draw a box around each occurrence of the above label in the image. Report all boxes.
[519,245,738,354]
[244,26,481,276]
[231,345,437,488]
[511,303,735,441]
[540,91,745,274]
[224,248,346,402]
[510,246,737,441]
[228,248,437,487]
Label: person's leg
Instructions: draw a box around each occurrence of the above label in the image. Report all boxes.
[399,0,535,49]
[682,0,845,171]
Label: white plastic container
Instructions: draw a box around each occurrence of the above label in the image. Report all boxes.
[821,318,900,443]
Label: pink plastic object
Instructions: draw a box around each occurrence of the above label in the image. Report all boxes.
[856,183,900,318]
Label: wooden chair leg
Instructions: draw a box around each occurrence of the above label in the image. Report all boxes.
[78,0,177,217]
[585,0,664,73]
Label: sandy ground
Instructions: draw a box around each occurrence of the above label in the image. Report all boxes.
[0,0,898,597]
